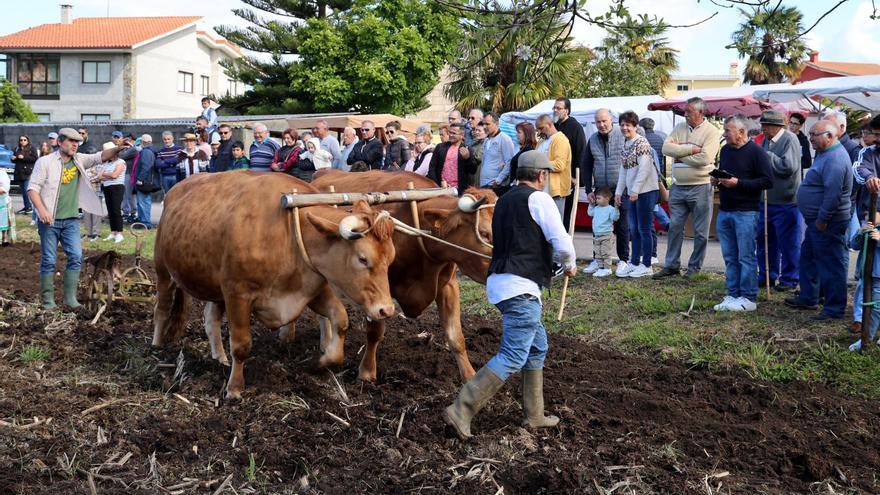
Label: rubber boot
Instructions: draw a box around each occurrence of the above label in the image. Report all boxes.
[40,274,57,310]
[443,366,505,440]
[62,270,82,308]
[521,369,560,428]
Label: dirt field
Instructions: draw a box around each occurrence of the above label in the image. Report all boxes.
[1,241,879,494]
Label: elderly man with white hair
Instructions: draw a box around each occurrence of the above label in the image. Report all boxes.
[248,122,280,172]
[465,108,484,147]
[821,110,861,162]
[338,127,358,171]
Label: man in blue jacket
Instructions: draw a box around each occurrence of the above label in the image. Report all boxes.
[133,134,157,228]
[784,120,853,320]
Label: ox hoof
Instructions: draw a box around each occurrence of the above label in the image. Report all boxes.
[225,389,243,401]
[357,369,378,383]
[318,354,343,369]
[217,356,230,367]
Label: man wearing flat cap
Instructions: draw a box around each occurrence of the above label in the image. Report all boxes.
[27,127,126,309]
[443,150,576,440]
[758,109,804,293]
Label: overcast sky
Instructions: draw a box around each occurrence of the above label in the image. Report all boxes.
[5,0,879,77]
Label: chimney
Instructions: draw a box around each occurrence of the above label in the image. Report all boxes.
[809,51,819,63]
[60,4,73,24]
[729,62,739,75]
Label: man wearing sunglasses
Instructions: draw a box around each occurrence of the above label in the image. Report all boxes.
[383,120,411,170]
[211,124,235,172]
[346,120,384,170]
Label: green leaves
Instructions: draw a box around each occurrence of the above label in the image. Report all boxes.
[0,80,38,123]
[730,5,809,84]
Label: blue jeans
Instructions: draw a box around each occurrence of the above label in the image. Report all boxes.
[21,178,32,210]
[717,210,759,301]
[486,294,547,381]
[136,191,152,228]
[757,203,805,288]
[798,219,849,318]
[864,280,880,341]
[628,189,659,267]
[37,218,82,274]
[651,204,669,258]
[161,175,177,193]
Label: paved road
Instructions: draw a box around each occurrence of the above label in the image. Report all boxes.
[12,192,860,277]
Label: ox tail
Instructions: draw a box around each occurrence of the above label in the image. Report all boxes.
[152,281,191,347]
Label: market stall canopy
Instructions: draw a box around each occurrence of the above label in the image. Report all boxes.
[752,75,880,112]
[285,114,425,139]
[499,94,675,141]
[647,95,787,118]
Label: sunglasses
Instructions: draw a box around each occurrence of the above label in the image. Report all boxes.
[360,128,371,132]
[386,129,395,134]
[220,131,231,135]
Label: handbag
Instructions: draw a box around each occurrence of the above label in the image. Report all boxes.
[652,151,669,203]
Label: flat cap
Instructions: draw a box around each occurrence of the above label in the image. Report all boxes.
[57,128,83,142]
[47,132,59,139]
[517,150,552,170]
[760,110,786,126]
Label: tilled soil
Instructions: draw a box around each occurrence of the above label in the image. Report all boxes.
[1,242,879,494]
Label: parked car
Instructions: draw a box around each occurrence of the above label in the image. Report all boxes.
[0,145,13,177]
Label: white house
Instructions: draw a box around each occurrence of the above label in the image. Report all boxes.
[0,5,244,122]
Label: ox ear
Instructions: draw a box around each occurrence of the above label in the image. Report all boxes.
[305,212,340,238]
[422,207,460,233]
[351,199,372,216]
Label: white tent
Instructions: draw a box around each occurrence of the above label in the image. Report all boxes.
[752,75,880,112]
[499,95,675,141]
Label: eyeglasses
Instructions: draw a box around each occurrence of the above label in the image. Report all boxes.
[808,131,831,137]
[414,141,425,145]
[386,130,395,134]
[360,128,371,132]
[468,116,479,121]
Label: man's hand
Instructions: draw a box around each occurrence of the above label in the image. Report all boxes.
[136,180,143,186]
[37,207,53,225]
[691,145,702,155]
[565,266,577,277]
[614,195,622,207]
[816,220,827,231]
[871,230,880,242]
[586,191,596,205]
[571,177,578,187]
[629,193,638,202]
[866,177,880,194]
[459,147,470,159]
[718,177,738,188]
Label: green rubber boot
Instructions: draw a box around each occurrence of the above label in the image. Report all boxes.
[521,369,560,428]
[40,274,57,310]
[62,270,82,308]
[443,366,505,440]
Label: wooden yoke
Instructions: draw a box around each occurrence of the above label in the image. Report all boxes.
[280,186,458,209]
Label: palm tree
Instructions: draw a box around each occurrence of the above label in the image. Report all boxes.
[444,14,580,113]
[731,5,809,84]
[598,14,679,89]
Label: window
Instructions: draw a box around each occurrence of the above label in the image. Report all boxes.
[16,54,60,98]
[82,61,111,83]
[177,71,193,93]
[81,114,111,121]
[226,78,240,96]
[35,113,51,122]
[200,75,210,96]
[0,55,8,81]
[676,83,689,92]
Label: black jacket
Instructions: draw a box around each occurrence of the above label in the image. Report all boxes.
[213,139,234,172]
[384,137,411,170]
[427,142,477,195]
[556,116,586,180]
[347,137,384,170]
[12,145,37,182]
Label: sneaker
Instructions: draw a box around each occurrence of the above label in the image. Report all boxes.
[651,256,659,266]
[593,268,612,277]
[652,267,679,279]
[848,339,863,352]
[582,260,599,274]
[727,297,757,312]
[714,296,737,312]
[552,262,565,278]
[615,261,633,278]
[114,233,124,243]
[103,234,115,241]
[628,264,653,278]
[29,220,36,226]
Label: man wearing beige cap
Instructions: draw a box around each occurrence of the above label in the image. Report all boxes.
[758,109,803,293]
[443,150,575,440]
[27,128,126,309]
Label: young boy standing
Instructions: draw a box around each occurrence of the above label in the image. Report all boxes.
[230,142,250,170]
[588,187,619,277]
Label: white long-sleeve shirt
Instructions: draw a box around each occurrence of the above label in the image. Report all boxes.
[486,190,576,304]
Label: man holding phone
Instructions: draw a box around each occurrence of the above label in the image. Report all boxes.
[711,116,772,312]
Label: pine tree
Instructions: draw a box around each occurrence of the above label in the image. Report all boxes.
[0,80,38,123]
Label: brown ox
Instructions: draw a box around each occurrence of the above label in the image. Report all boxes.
[311,170,496,382]
[151,170,397,399]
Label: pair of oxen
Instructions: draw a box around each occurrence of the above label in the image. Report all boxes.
[151,169,496,399]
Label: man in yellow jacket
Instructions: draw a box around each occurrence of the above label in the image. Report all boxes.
[536,114,572,220]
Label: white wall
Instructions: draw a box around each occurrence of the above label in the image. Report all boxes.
[26,53,126,121]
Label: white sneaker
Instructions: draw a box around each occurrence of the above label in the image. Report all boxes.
[615,261,633,277]
[593,268,612,277]
[582,260,599,274]
[114,233,124,243]
[628,264,653,278]
[714,296,737,312]
[103,234,115,241]
[651,256,659,265]
[727,297,757,312]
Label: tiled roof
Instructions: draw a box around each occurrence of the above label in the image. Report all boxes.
[0,17,202,50]
[806,61,880,77]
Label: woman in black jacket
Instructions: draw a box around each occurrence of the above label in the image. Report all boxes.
[508,122,537,189]
[11,135,37,214]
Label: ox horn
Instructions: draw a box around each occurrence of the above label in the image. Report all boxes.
[457,194,488,213]
[338,215,366,240]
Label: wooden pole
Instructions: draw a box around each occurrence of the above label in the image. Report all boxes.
[860,193,877,352]
[557,168,580,322]
[280,186,458,208]
[764,192,771,301]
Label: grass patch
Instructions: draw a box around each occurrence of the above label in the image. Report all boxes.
[14,216,156,260]
[19,344,49,364]
[624,320,694,350]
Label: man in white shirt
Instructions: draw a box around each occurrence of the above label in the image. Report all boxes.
[443,150,576,440]
[315,119,343,169]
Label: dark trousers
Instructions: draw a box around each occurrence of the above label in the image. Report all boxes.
[757,203,804,288]
[798,219,849,318]
[562,192,575,230]
[615,195,630,262]
[103,184,125,232]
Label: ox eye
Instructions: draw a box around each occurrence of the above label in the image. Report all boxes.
[357,253,369,267]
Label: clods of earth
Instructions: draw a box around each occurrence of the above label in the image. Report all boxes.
[1,241,878,494]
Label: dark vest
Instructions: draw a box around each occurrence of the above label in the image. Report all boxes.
[488,184,553,288]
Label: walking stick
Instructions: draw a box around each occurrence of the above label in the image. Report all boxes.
[764,192,771,301]
[860,193,877,352]
[557,168,580,322]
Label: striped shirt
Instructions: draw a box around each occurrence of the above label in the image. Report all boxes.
[249,138,281,171]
